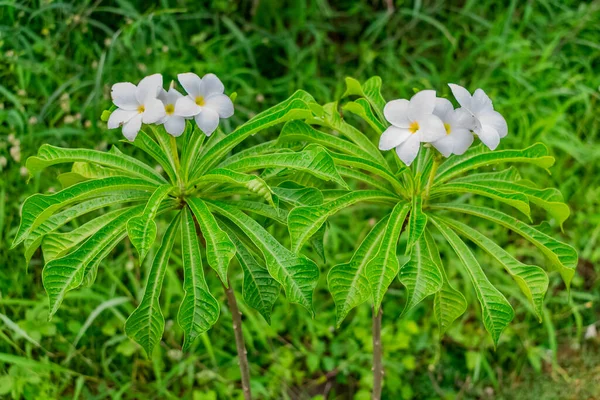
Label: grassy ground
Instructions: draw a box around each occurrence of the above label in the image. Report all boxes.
[0,0,599,398]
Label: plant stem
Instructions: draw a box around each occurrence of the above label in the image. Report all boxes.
[372,306,383,400]
[170,135,181,171]
[424,152,441,200]
[224,280,252,400]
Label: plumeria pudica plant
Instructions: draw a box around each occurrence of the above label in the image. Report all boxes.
[13,72,347,399]
[278,76,577,399]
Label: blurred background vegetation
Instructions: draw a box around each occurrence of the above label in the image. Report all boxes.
[0,0,599,398]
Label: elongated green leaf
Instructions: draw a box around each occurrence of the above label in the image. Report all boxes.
[336,166,396,194]
[431,182,531,219]
[439,217,549,320]
[195,91,314,176]
[222,200,287,225]
[399,234,443,314]
[42,207,132,262]
[278,120,378,162]
[207,200,318,314]
[43,205,143,317]
[127,130,178,184]
[331,152,406,195]
[328,218,388,327]
[187,198,235,284]
[435,143,555,184]
[287,190,400,253]
[342,76,386,119]
[125,212,181,357]
[405,195,427,253]
[226,228,280,323]
[426,231,467,337]
[272,185,324,206]
[366,203,410,310]
[24,192,150,263]
[13,176,156,248]
[58,162,123,188]
[178,208,219,351]
[190,168,275,207]
[224,145,348,189]
[127,185,173,262]
[450,167,521,184]
[430,217,515,347]
[180,127,205,181]
[432,203,577,287]
[342,98,385,134]
[26,144,166,184]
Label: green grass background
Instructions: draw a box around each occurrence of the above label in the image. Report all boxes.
[1,0,599,399]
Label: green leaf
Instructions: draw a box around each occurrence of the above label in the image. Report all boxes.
[341,98,385,134]
[405,195,427,253]
[125,212,181,357]
[435,143,555,184]
[336,166,396,194]
[430,217,515,347]
[399,234,443,314]
[287,190,400,253]
[194,91,314,176]
[43,205,143,317]
[222,200,287,225]
[426,231,467,337]
[42,207,133,262]
[226,228,280,323]
[278,120,378,162]
[178,208,220,351]
[26,145,166,185]
[24,193,150,263]
[365,203,410,311]
[207,200,318,315]
[328,218,388,327]
[431,182,532,219]
[13,176,156,248]
[187,198,236,284]
[180,127,205,181]
[223,145,348,189]
[272,185,324,206]
[190,168,275,207]
[432,203,577,287]
[342,76,386,119]
[127,131,178,184]
[439,217,549,321]
[127,184,174,262]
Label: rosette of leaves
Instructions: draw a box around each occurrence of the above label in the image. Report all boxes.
[279,77,577,347]
[12,90,346,357]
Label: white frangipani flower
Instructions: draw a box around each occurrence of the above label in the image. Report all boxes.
[175,73,234,136]
[157,87,187,137]
[108,74,166,141]
[379,90,446,166]
[448,83,508,150]
[430,98,475,157]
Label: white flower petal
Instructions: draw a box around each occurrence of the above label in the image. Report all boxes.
[383,99,411,128]
[165,87,183,105]
[395,135,421,166]
[408,90,436,116]
[451,129,474,155]
[199,73,225,97]
[178,72,203,98]
[142,98,166,124]
[111,82,139,110]
[379,126,411,151]
[175,96,201,117]
[194,108,220,136]
[479,110,508,138]
[432,135,454,157]
[122,114,143,141]
[478,125,500,150]
[453,107,478,130]
[204,93,234,118]
[433,97,454,121]
[107,108,137,129]
[414,114,446,142]
[471,88,493,114]
[448,83,472,109]
[136,73,163,104]
[164,116,186,137]
[158,88,169,103]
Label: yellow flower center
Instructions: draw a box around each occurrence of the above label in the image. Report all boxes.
[137,105,145,113]
[444,123,451,135]
[409,121,419,134]
[195,96,205,106]
[165,104,175,115]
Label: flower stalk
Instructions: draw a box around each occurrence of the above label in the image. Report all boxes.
[372,306,383,400]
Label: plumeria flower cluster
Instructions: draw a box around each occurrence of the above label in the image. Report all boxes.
[379,84,507,166]
[107,73,234,141]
